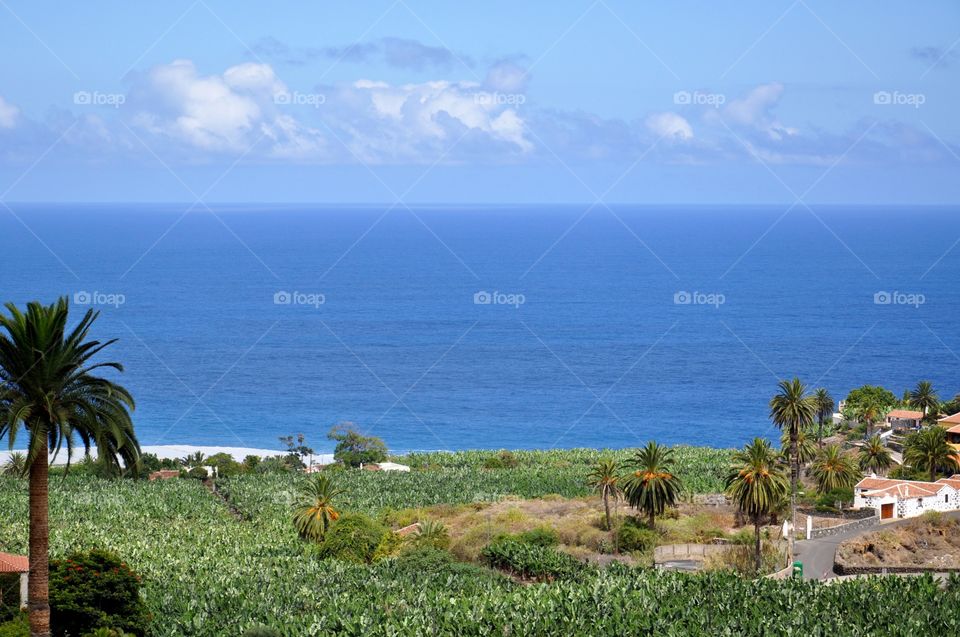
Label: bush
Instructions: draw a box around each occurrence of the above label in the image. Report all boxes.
[816,487,853,509]
[482,451,519,469]
[481,539,584,581]
[516,527,559,547]
[317,513,390,564]
[617,521,658,553]
[186,467,208,480]
[328,424,387,468]
[0,614,27,637]
[49,549,150,636]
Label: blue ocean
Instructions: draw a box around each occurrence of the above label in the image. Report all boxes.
[2,204,958,453]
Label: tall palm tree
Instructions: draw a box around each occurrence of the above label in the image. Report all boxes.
[587,459,622,531]
[904,426,959,482]
[726,438,788,573]
[622,441,683,528]
[0,298,139,637]
[858,435,893,476]
[811,444,861,494]
[779,428,817,468]
[909,381,940,423]
[769,378,816,555]
[292,474,344,541]
[813,388,834,447]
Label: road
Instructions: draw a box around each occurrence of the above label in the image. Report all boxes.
[795,511,960,580]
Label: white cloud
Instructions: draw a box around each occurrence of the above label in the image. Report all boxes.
[717,82,798,140]
[645,112,693,140]
[0,96,19,129]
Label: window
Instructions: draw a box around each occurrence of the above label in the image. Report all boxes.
[946,494,950,504]
[918,498,923,507]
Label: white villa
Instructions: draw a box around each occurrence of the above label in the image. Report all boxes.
[854,475,960,520]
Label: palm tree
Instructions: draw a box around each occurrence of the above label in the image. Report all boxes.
[813,388,834,447]
[2,451,26,476]
[587,459,622,531]
[779,428,817,468]
[858,435,893,476]
[292,474,344,541]
[622,441,683,528]
[904,426,959,482]
[811,444,861,494]
[769,378,816,554]
[726,438,788,573]
[0,298,139,637]
[909,381,940,423]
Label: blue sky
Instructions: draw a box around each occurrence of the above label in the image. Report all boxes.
[0,0,958,203]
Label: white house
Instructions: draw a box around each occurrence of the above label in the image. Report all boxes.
[854,475,960,520]
[885,409,924,430]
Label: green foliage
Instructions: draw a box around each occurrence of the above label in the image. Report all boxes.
[317,513,390,564]
[0,614,27,637]
[481,538,584,581]
[185,467,208,480]
[616,519,658,552]
[241,627,281,637]
[482,450,520,469]
[410,519,450,550]
[811,444,861,494]
[622,441,683,525]
[328,424,387,468]
[515,526,559,547]
[291,474,343,541]
[49,549,149,637]
[904,425,960,481]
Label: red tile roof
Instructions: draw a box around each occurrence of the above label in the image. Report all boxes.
[0,552,28,573]
[887,409,923,420]
[947,424,960,435]
[939,412,960,425]
[855,477,949,498]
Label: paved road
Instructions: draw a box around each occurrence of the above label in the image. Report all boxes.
[795,511,960,580]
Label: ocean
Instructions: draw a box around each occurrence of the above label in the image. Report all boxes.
[1,204,958,453]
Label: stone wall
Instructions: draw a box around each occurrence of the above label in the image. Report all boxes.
[692,493,730,506]
[808,514,879,540]
[653,543,728,563]
[834,561,960,576]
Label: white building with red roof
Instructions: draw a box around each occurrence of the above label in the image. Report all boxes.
[885,409,924,430]
[854,475,960,520]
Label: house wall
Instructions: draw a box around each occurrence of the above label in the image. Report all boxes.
[854,485,958,519]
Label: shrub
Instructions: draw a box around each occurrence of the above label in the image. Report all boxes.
[516,527,559,547]
[617,521,658,553]
[186,467,208,480]
[49,549,150,636]
[409,520,451,550]
[481,539,584,581]
[482,451,519,469]
[317,513,390,564]
[328,424,387,468]
[0,614,27,637]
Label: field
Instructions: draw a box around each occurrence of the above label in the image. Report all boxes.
[1,447,960,635]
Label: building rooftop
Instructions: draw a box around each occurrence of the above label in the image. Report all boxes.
[0,552,28,574]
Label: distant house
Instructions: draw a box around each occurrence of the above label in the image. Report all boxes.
[939,413,960,445]
[0,552,29,610]
[853,476,960,520]
[885,409,924,430]
[361,462,411,472]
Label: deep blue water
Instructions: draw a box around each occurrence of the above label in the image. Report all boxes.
[1,204,958,453]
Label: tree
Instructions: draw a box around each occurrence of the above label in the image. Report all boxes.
[327,423,387,468]
[587,459,622,531]
[858,435,893,476]
[904,426,959,482]
[813,388,834,447]
[909,381,940,423]
[845,385,896,437]
[0,298,139,637]
[2,451,26,476]
[811,444,861,494]
[769,378,816,555]
[725,438,788,573]
[779,428,817,468]
[622,442,683,528]
[279,433,315,468]
[292,474,344,541]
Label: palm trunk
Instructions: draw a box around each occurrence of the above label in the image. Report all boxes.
[789,426,798,558]
[603,491,612,531]
[28,438,51,637]
[817,415,824,448]
[648,508,655,529]
[754,514,762,574]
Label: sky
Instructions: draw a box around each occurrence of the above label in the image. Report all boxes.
[0,0,958,204]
